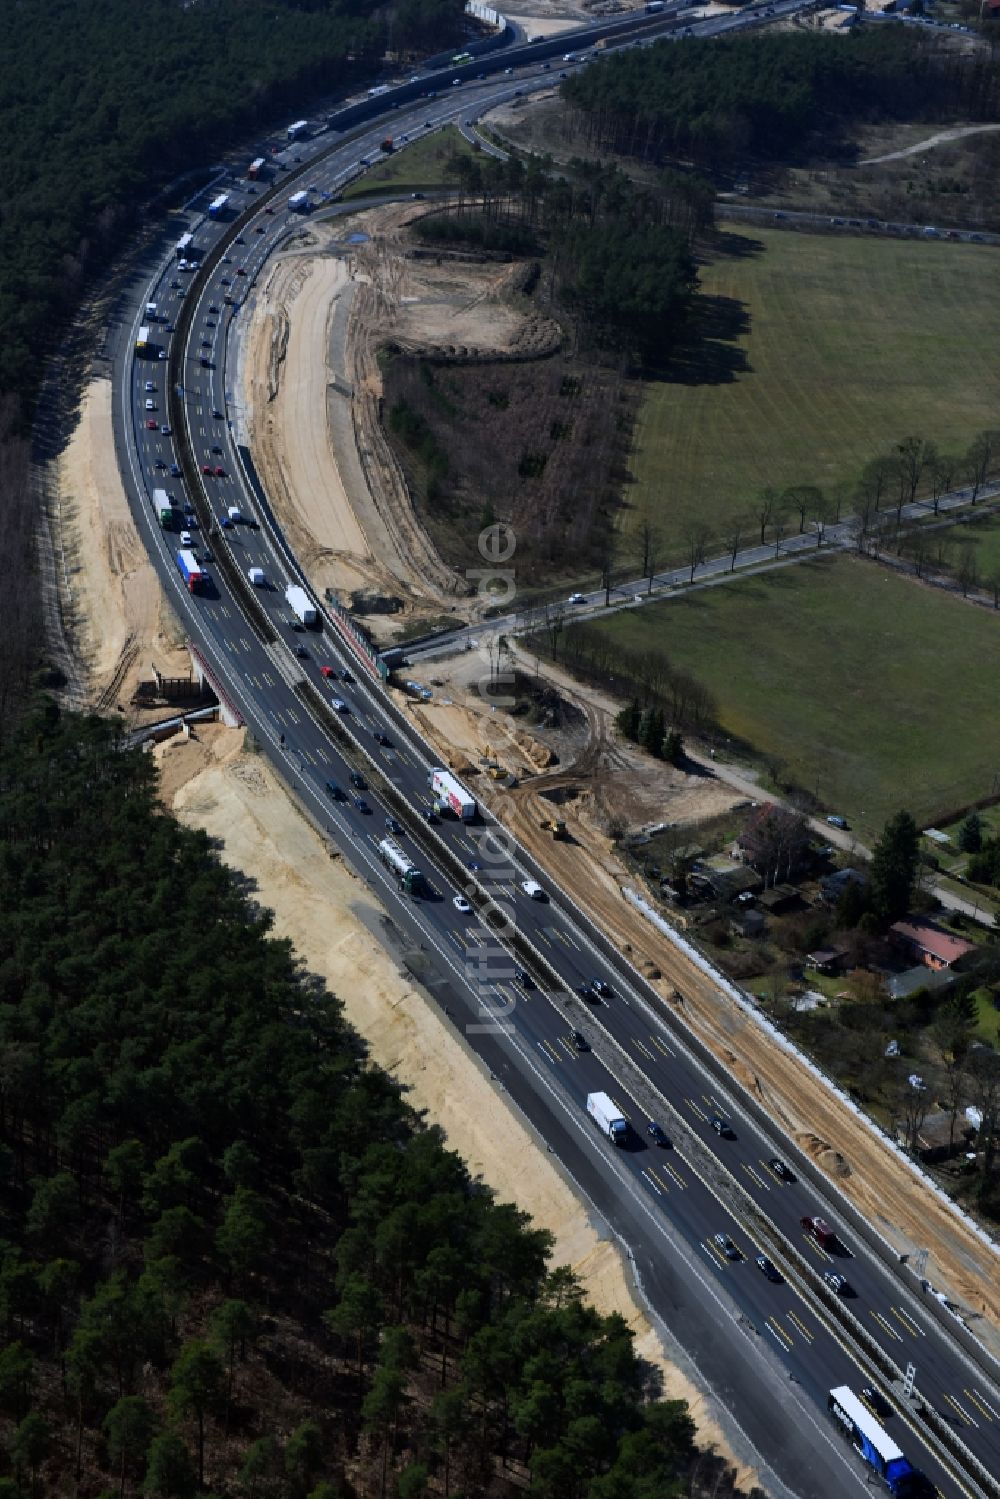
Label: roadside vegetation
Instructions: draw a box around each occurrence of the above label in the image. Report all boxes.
[549,555,1000,835]
[560,28,1000,170]
[0,0,467,733]
[0,706,767,1498]
[624,798,1000,1221]
[340,126,478,200]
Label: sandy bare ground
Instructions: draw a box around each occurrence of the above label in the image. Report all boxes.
[405,643,1000,1356]
[240,203,560,637]
[155,724,756,1485]
[52,377,190,712]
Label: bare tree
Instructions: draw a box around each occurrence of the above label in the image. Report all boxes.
[639,518,660,595]
[956,545,978,598]
[783,484,824,535]
[683,522,710,584]
[543,603,566,661]
[724,517,744,573]
[905,530,931,579]
[965,429,1000,503]
[859,453,897,514]
[896,436,929,511]
[755,486,778,546]
[968,1048,1000,1179]
[929,450,956,515]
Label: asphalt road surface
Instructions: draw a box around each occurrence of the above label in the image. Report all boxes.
[107,14,1000,1497]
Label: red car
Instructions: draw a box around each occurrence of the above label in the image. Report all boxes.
[320,666,336,679]
[213,465,226,478]
[145,418,158,430]
[201,464,213,475]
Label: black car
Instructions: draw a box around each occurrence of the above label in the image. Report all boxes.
[768,1157,794,1182]
[213,409,223,420]
[385,816,402,834]
[374,731,392,747]
[591,978,612,999]
[353,797,371,814]
[294,645,308,659]
[513,966,534,989]
[350,771,367,789]
[289,618,304,632]
[711,1116,734,1138]
[647,1122,670,1148]
[325,781,345,801]
[572,1030,589,1052]
[755,1255,782,1282]
[576,983,593,1000]
[340,668,354,683]
[423,808,438,823]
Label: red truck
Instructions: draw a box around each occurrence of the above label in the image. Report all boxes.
[800,1215,838,1251]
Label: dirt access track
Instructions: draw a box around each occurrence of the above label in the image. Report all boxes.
[233,185,1000,1357]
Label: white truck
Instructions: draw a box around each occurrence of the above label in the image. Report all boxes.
[586,1092,629,1146]
[288,190,310,212]
[429,768,476,822]
[248,566,265,587]
[287,119,309,140]
[378,838,424,896]
[285,583,318,627]
[208,193,230,218]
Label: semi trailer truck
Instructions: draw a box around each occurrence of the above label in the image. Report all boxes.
[378,838,424,896]
[153,488,175,528]
[176,550,204,593]
[428,768,476,821]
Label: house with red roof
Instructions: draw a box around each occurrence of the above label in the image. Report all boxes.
[889,917,974,972]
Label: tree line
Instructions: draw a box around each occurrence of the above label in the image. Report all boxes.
[421,154,712,361]
[560,28,1000,170]
[0,704,766,1498]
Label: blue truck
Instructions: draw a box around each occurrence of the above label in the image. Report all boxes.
[828,1388,935,1498]
[176,550,204,594]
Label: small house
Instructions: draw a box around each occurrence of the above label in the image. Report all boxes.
[806,945,851,976]
[730,908,765,940]
[889,917,974,972]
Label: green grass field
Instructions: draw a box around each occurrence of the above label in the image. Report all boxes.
[340,125,471,200]
[622,227,1000,560]
[580,555,1000,835]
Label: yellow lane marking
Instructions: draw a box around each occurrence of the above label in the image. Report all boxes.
[870,1311,902,1343]
[893,1307,923,1343]
[791,1307,815,1343]
[965,1385,995,1421]
[942,1393,976,1428]
[662,1160,688,1190]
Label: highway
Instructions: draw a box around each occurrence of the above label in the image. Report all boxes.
[107,11,1000,1497]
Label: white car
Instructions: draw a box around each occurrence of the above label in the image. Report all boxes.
[568,592,586,605]
[145,398,155,411]
[521,879,545,900]
[330,698,349,712]
[144,380,156,393]
[453,894,472,913]
[180,530,192,546]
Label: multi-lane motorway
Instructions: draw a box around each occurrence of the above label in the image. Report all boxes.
[107,11,1000,1497]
